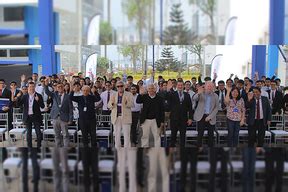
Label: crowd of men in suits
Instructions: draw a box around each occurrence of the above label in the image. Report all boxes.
[0,72,288,148]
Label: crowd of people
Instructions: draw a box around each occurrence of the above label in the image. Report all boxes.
[1,72,288,148]
[1,72,288,192]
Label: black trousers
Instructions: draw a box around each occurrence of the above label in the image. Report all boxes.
[22,148,40,192]
[248,119,265,147]
[131,112,140,144]
[208,148,229,192]
[81,148,99,192]
[180,147,198,192]
[25,115,42,148]
[79,118,97,147]
[265,148,284,192]
[197,115,215,147]
[170,120,187,147]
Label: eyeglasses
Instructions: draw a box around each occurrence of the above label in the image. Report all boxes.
[117,85,124,88]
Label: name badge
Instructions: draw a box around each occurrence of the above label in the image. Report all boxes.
[233,108,239,113]
[83,107,87,112]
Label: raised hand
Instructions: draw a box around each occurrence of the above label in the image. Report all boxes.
[21,74,26,82]
[139,86,146,95]
[35,94,39,101]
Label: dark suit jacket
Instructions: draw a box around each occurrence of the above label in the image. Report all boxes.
[167,91,193,122]
[246,96,272,126]
[136,94,165,128]
[17,93,45,123]
[45,86,73,122]
[11,89,21,108]
[267,90,283,114]
[215,89,227,97]
[70,92,101,120]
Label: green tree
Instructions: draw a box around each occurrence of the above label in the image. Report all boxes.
[155,46,184,74]
[163,3,191,45]
[118,45,144,73]
[189,0,216,42]
[122,0,152,43]
[99,21,113,44]
[97,57,109,75]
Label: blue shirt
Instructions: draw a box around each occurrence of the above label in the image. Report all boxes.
[204,93,212,114]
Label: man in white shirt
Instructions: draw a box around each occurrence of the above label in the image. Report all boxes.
[130,85,143,146]
[100,81,116,115]
[35,76,53,112]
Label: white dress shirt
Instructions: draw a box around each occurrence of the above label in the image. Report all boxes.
[261,89,269,98]
[131,93,143,112]
[100,90,116,111]
[28,94,34,115]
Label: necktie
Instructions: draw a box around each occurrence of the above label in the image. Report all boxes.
[0,89,2,97]
[107,91,110,104]
[59,94,62,105]
[256,99,260,120]
[221,92,225,110]
[272,91,275,100]
[179,91,183,102]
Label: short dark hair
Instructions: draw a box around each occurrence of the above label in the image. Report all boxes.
[253,87,261,93]
[226,78,233,83]
[0,79,5,83]
[28,81,35,86]
[39,76,46,81]
[10,81,17,85]
[256,80,263,84]
[32,73,38,76]
[191,77,197,80]
[238,80,244,85]
[105,81,111,85]
[127,76,133,79]
[218,80,225,85]
[131,84,138,89]
[270,80,276,84]
[249,79,254,84]
[275,78,281,82]
[184,80,191,85]
[204,77,211,81]
[265,78,271,81]
[74,82,80,86]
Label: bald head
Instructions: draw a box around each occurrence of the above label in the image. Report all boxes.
[82,85,91,96]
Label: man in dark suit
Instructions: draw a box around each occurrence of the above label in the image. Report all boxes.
[267,80,283,115]
[17,82,44,148]
[137,84,165,147]
[70,85,101,147]
[167,81,193,147]
[44,80,73,147]
[0,79,13,131]
[215,80,227,113]
[246,87,272,147]
[10,81,21,107]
